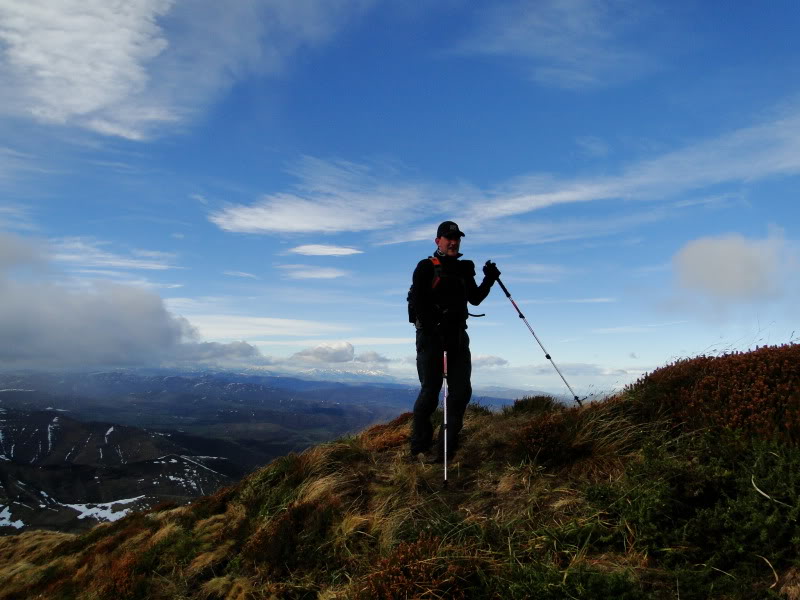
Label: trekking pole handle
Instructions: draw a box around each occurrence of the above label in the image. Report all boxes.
[487,261,512,298]
[496,277,511,298]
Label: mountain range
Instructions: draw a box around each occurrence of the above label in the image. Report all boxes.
[0,369,514,532]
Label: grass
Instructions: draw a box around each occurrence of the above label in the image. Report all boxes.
[1,343,799,599]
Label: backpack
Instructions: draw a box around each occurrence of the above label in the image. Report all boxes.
[407,256,442,325]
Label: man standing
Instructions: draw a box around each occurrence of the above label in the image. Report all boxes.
[408,221,500,462]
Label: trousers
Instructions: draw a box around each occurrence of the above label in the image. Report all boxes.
[410,328,472,456]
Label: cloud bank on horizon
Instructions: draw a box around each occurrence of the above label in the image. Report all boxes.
[0,0,798,393]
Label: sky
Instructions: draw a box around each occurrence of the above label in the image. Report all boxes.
[1,0,799,398]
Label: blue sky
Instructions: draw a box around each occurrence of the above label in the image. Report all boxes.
[1,0,798,396]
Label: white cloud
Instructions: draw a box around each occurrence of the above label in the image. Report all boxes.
[0,147,39,186]
[472,354,509,368]
[388,106,800,244]
[354,350,390,363]
[287,244,363,256]
[51,237,178,271]
[457,0,658,89]
[292,341,354,363]
[69,269,184,290]
[522,297,617,304]
[224,270,260,279]
[174,314,350,340]
[576,136,611,157]
[0,231,43,271]
[592,320,688,334]
[0,232,270,369]
[0,0,373,139]
[209,157,432,234]
[169,340,271,365]
[0,0,175,138]
[673,232,797,302]
[256,336,414,347]
[207,104,800,244]
[277,264,348,279]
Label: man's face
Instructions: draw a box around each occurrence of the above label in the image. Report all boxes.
[436,234,461,257]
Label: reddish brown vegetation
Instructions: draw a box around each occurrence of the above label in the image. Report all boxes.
[352,536,482,600]
[628,343,800,441]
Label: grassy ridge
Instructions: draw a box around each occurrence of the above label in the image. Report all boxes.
[1,344,799,599]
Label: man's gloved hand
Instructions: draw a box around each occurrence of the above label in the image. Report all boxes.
[483,260,501,282]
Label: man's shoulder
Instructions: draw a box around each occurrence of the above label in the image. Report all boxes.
[458,259,475,276]
[413,257,435,278]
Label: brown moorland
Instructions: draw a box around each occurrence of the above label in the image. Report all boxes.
[1,343,799,599]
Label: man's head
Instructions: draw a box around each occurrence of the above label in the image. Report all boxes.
[435,221,465,257]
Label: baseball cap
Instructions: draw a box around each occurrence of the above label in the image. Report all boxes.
[436,221,465,238]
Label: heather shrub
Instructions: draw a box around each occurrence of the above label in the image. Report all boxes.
[504,394,563,416]
[514,409,590,466]
[626,343,800,442]
[238,452,308,519]
[484,563,646,600]
[350,536,487,600]
[243,498,340,576]
[588,429,800,594]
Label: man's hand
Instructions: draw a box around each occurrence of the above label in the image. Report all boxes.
[483,260,501,282]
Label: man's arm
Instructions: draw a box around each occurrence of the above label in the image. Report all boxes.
[462,260,495,306]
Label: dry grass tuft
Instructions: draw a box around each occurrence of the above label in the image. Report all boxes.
[0,530,74,565]
[187,541,235,578]
[150,521,184,546]
[200,575,253,600]
[359,414,411,452]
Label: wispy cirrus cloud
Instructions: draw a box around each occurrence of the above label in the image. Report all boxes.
[0,0,373,139]
[210,157,434,234]
[0,201,37,231]
[456,0,659,89]
[169,314,350,340]
[50,237,179,271]
[224,270,260,279]
[209,103,800,247]
[277,264,348,280]
[391,105,800,244]
[591,320,687,335]
[521,297,617,305]
[287,244,363,256]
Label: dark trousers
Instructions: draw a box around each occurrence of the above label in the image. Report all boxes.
[410,328,472,456]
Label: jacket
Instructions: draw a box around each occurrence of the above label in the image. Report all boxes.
[410,252,493,331]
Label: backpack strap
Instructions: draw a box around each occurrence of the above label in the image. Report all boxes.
[429,256,442,288]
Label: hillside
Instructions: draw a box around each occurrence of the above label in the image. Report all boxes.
[1,344,799,599]
[0,409,249,532]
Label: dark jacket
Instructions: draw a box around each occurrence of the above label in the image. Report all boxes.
[411,252,493,331]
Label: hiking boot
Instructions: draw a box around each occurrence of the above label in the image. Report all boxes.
[403,450,425,464]
[421,447,444,464]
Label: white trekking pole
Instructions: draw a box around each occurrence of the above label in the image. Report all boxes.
[443,350,448,487]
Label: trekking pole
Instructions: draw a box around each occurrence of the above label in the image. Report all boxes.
[493,270,583,407]
[442,350,448,487]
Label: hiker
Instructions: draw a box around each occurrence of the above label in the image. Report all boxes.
[408,221,500,462]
